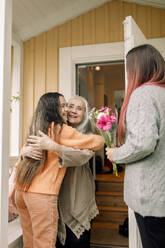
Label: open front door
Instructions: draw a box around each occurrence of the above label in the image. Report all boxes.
[123,16,147,248]
[123,15,147,55]
[123,15,147,90]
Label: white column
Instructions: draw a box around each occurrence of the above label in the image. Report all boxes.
[0,0,12,247]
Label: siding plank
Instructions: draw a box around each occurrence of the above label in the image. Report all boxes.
[46,27,58,92]
[136,5,148,37]
[160,9,165,37]
[108,0,123,42]
[151,7,161,38]
[83,9,95,45]
[95,4,106,44]
[71,16,83,46]
[34,33,46,108]
[59,21,72,48]
[23,39,34,142]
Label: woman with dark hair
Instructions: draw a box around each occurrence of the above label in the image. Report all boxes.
[9,92,104,248]
[106,44,165,248]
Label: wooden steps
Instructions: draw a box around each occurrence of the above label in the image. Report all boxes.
[96,174,124,192]
[96,191,126,207]
[91,170,128,247]
[91,222,128,247]
[96,205,128,224]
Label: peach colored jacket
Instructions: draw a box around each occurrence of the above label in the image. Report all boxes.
[17,124,104,195]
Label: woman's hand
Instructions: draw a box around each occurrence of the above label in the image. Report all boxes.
[27,123,62,156]
[27,131,56,151]
[20,146,42,160]
[106,147,115,161]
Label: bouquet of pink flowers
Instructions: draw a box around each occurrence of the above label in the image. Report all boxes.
[89,106,118,176]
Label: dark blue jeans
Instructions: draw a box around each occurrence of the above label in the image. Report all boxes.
[56,225,91,248]
[135,212,165,248]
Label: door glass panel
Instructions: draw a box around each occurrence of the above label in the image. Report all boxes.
[76,61,125,116]
[76,61,125,169]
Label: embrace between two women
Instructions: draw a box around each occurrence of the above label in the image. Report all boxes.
[9,44,165,248]
[9,94,104,248]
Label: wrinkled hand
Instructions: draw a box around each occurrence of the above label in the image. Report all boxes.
[105,147,115,161]
[20,145,42,160]
[27,130,56,152]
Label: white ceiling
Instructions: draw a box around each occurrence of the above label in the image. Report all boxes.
[13,0,165,42]
[13,0,110,41]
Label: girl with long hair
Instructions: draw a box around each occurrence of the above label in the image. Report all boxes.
[9,92,104,248]
[106,44,165,248]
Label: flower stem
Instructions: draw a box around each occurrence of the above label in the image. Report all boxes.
[112,161,118,176]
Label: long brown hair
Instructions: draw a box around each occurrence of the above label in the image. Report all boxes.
[118,44,165,145]
[16,92,64,191]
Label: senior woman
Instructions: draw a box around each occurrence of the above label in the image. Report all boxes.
[19,96,101,248]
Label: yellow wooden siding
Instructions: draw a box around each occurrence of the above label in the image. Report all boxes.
[83,9,96,45]
[46,27,59,92]
[160,9,165,36]
[34,33,46,107]
[71,16,83,46]
[59,20,72,48]
[22,0,165,143]
[23,39,34,141]
[95,4,107,44]
[109,0,123,42]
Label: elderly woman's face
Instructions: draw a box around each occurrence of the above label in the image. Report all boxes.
[67,98,86,127]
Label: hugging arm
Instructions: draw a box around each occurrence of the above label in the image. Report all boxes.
[60,146,94,167]
[21,143,94,168]
[25,123,102,167]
